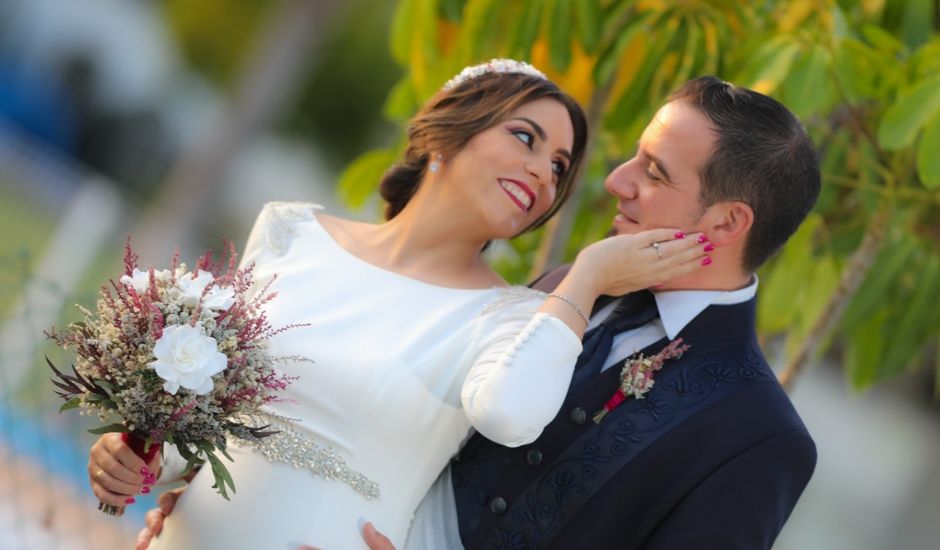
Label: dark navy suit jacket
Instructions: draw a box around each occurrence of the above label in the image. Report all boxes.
[451,269,816,549]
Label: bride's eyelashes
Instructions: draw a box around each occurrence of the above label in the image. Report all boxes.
[510,128,535,147]
[509,128,568,179]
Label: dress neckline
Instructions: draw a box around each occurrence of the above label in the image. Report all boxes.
[308,212,507,294]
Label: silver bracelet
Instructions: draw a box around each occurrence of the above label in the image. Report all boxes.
[546,293,589,325]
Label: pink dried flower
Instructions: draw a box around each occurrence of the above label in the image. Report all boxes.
[593,338,690,424]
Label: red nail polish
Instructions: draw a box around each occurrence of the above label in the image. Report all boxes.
[702,257,712,266]
[125,497,136,505]
[704,243,715,252]
[140,486,151,495]
[140,467,151,476]
[674,232,686,239]
[697,235,708,243]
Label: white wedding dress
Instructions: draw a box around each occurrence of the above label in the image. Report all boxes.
[150,202,581,550]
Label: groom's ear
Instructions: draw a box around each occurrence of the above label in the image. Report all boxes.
[703,200,753,246]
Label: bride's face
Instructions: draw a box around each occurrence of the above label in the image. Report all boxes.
[439,98,575,239]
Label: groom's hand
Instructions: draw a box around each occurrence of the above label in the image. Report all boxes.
[134,487,184,550]
[299,521,395,550]
[362,522,395,550]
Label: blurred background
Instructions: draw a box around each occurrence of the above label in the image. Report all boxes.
[1,0,938,548]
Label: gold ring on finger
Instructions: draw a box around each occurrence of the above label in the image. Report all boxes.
[651,242,663,259]
[95,469,105,480]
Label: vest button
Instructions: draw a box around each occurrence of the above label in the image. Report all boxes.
[570,406,587,424]
[489,496,507,514]
[526,448,543,466]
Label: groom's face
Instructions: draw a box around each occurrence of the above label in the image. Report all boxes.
[604,100,717,237]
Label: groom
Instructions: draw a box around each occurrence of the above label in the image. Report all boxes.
[138,76,820,549]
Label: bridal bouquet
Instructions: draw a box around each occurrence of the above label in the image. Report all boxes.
[46,239,307,515]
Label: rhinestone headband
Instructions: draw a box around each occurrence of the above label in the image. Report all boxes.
[442,58,548,91]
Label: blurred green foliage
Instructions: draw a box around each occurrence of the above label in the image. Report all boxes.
[162,0,274,87]
[338,0,940,392]
[285,1,403,170]
[161,0,402,169]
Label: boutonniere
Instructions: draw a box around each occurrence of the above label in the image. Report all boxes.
[593,338,690,424]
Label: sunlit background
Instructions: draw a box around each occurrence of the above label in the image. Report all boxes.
[1,1,938,548]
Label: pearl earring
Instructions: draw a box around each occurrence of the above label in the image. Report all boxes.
[429,154,443,173]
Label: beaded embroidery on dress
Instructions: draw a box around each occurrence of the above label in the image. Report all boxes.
[232,412,381,500]
[479,286,547,317]
[263,201,323,256]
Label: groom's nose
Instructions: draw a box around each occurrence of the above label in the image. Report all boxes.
[604,159,638,200]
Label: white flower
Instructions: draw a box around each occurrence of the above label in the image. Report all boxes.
[176,270,215,306]
[149,324,227,395]
[203,284,236,311]
[120,268,170,293]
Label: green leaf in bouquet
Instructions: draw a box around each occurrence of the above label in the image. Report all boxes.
[217,444,234,462]
[47,356,99,399]
[96,379,117,395]
[206,450,236,500]
[58,397,81,413]
[88,423,130,435]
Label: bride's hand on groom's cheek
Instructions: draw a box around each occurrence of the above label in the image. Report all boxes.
[298,521,395,550]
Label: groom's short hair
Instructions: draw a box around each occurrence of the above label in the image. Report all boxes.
[670,76,820,272]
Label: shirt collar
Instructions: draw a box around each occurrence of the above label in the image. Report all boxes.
[653,276,759,340]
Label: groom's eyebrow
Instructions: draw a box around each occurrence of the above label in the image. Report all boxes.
[648,152,674,182]
[636,141,674,183]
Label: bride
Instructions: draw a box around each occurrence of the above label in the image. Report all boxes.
[86,59,706,549]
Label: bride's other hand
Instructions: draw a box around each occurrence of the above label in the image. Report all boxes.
[134,487,184,550]
[88,433,160,507]
[298,521,395,550]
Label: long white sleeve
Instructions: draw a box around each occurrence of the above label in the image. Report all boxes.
[460,299,581,447]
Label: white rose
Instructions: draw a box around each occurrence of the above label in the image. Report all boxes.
[176,270,215,306]
[120,268,171,293]
[203,284,236,311]
[149,324,227,395]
